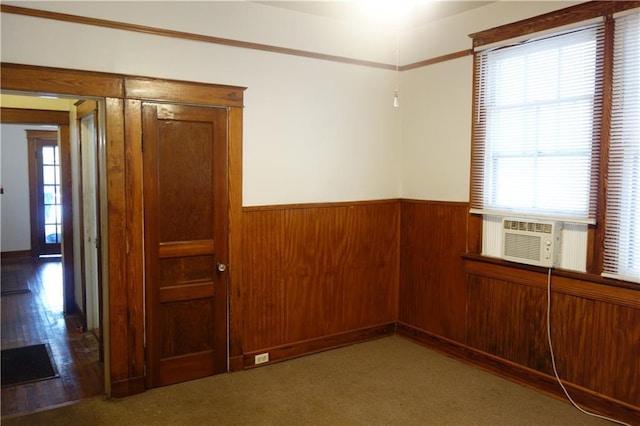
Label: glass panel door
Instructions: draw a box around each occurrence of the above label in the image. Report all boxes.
[41,145,62,246]
[27,130,61,256]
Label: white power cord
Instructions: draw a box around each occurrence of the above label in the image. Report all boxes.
[546,268,631,426]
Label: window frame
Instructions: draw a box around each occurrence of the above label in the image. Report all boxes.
[468,1,640,283]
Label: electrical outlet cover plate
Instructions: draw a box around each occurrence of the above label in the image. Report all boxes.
[255,353,269,365]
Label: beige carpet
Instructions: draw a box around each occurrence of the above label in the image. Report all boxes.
[2,335,610,425]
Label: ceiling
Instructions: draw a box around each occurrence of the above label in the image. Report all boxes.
[257,1,493,28]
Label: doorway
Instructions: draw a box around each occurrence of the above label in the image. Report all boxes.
[1,63,245,399]
[0,98,105,416]
[26,130,62,257]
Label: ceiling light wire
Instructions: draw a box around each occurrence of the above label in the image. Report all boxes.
[394,20,400,108]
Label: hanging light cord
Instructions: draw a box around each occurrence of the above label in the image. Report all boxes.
[394,20,400,107]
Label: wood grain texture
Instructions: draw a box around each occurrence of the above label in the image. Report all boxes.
[125,77,244,108]
[399,200,468,342]
[465,259,640,409]
[228,106,244,369]
[242,201,399,354]
[1,108,69,125]
[104,97,137,394]
[0,63,244,397]
[123,99,145,387]
[0,62,122,98]
[469,1,640,48]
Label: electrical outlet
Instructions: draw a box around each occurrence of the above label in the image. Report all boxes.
[254,353,269,365]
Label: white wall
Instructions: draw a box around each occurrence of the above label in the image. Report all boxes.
[1,2,401,206]
[1,124,32,252]
[0,1,584,206]
[401,57,473,201]
[400,1,583,201]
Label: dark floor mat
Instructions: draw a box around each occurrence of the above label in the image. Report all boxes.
[1,343,59,387]
[1,269,30,295]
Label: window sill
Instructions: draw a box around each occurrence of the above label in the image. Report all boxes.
[462,252,640,292]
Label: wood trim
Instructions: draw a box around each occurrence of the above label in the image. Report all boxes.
[400,199,468,207]
[27,134,39,258]
[469,1,640,48]
[0,62,122,98]
[110,376,146,399]
[242,323,395,369]
[401,49,473,71]
[1,108,69,125]
[397,323,640,425]
[123,99,145,389]
[75,99,98,119]
[1,63,245,398]
[0,250,32,259]
[228,106,244,370]
[592,16,615,275]
[104,97,135,391]
[124,77,245,108]
[243,198,400,212]
[0,4,395,71]
[1,5,478,72]
[464,253,640,296]
[59,123,75,313]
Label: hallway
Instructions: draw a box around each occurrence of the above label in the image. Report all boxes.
[1,257,103,418]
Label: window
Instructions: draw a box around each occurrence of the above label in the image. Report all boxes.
[471,25,604,223]
[470,5,640,282]
[603,12,640,283]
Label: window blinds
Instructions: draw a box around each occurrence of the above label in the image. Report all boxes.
[603,12,640,283]
[471,25,604,223]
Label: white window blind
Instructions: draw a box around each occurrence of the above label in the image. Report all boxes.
[603,12,640,283]
[471,25,604,223]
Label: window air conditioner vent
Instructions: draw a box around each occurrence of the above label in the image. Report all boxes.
[502,218,562,268]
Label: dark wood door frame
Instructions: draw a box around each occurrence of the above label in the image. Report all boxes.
[0,62,245,398]
[1,107,75,314]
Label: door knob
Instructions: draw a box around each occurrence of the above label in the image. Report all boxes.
[217,263,227,272]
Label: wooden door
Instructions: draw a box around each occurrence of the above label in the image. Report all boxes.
[27,131,62,256]
[143,103,229,387]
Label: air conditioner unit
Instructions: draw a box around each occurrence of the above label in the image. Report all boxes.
[502,218,562,268]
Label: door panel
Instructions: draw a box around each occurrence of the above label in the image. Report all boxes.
[143,103,229,387]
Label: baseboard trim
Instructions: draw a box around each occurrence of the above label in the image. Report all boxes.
[396,322,640,425]
[1,250,32,259]
[229,355,244,372]
[110,375,145,398]
[242,323,396,369]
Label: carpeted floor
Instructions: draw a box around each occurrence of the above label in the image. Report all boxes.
[2,335,611,425]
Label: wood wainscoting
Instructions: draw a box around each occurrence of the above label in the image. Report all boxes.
[399,200,469,342]
[238,200,400,368]
[396,199,640,424]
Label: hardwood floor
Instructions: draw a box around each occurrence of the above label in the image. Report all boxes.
[1,257,104,418]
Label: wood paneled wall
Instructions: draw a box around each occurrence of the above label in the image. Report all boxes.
[397,199,640,423]
[466,260,640,410]
[399,200,468,341]
[240,200,399,366]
